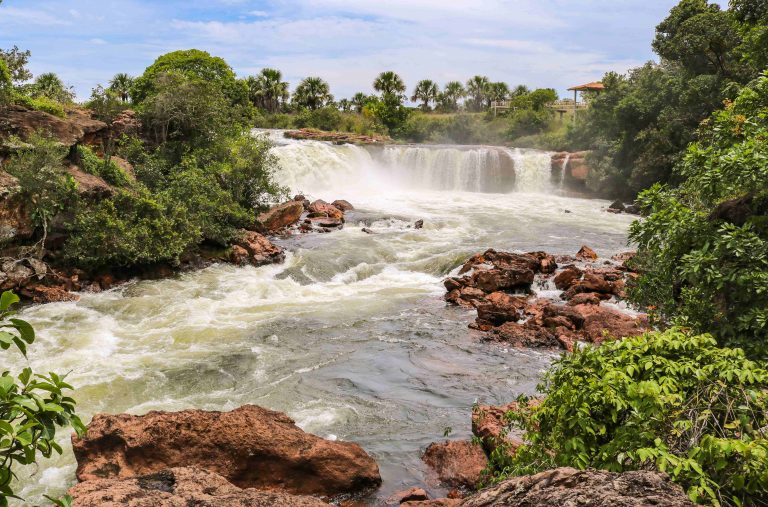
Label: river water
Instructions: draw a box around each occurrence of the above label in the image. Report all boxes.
[12,132,635,504]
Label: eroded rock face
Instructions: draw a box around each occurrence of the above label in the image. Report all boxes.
[0,171,32,245]
[0,105,107,148]
[230,231,285,267]
[71,405,381,499]
[66,165,114,198]
[68,466,331,507]
[460,467,694,507]
[256,201,304,232]
[422,441,488,490]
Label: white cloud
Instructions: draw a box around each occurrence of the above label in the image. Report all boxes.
[247,10,269,17]
[1,6,72,26]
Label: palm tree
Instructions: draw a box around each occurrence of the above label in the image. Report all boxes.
[247,68,289,113]
[351,92,368,113]
[465,75,490,112]
[511,84,530,98]
[411,79,439,111]
[442,81,466,111]
[30,72,75,103]
[108,73,134,103]
[373,71,406,100]
[488,82,510,105]
[337,98,352,112]
[292,77,333,110]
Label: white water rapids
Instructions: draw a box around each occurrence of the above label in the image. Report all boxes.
[10,131,635,504]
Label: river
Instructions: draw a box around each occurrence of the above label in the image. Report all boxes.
[12,131,635,504]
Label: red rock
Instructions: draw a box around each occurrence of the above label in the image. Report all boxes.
[486,322,559,349]
[19,284,79,303]
[553,265,582,290]
[67,467,330,507]
[0,104,107,148]
[308,199,344,220]
[561,272,614,299]
[572,304,649,344]
[460,467,694,507]
[309,216,343,229]
[386,487,431,504]
[72,405,381,498]
[331,199,354,212]
[471,402,534,456]
[231,231,285,267]
[566,292,605,306]
[472,267,534,293]
[576,245,598,261]
[109,109,141,139]
[526,251,558,274]
[402,500,462,507]
[67,165,114,198]
[256,201,304,232]
[611,251,636,265]
[475,292,527,326]
[422,440,488,489]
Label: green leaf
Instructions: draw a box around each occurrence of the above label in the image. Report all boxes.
[0,291,19,311]
[9,319,34,344]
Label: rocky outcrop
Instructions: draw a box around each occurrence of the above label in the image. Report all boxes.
[446,247,648,350]
[0,171,32,245]
[422,440,488,490]
[68,466,331,507]
[285,128,391,145]
[66,165,114,198]
[308,199,344,220]
[386,487,431,505]
[71,405,381,499]
[471,400,540,456]
[256,200,304,232]
[331,199,354,212]
[460,467,694,507]
[230,231,285,267]
[109,109,141,139]
[0,105,107,149]
[552,151,590,186]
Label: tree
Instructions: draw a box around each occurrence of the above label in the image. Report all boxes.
[131,49,248,107]
[732,0,768,72]
[26,73,75,103]
[488,82,510,104]
[466,75,490,111]
[351,92,368,113]
[337,98,352,112]
[0,59,11,106]
[0,45,32,84]
[292,77,333,110]
[5,133,77,255]
[411,79,439,111]
[527,88,557,110]
[108,73,134,103]
[441,81,465,111]
[0,291,85,504]
[373,71,406,101]
[246,68,289,113]
[628,73,768,359]
[653,0,743,79]
[511,84,530,97]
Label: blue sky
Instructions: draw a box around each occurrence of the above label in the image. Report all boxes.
[1,0,688,102]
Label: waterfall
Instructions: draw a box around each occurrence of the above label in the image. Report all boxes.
[264,131,555,197]
[559,153,571,189]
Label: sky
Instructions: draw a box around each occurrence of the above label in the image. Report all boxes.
[0,0,686,102]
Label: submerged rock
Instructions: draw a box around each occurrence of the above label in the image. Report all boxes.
[460,467,693,507]
[230,231,285,267]
[422,440,487,490]
[72,405,381,499]
[68,466,331,507]
[386,487,431,505]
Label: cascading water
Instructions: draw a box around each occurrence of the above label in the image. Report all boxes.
[10,130,637,506]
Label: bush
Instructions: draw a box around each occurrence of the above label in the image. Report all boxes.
[76,145,130,187]
[629,73,768,358]
[506,109,552,139]
[12,93,65,118]
[0,59,11,106]
[294,106,342,131]
[0,291,84,503]
[488,328,768,506]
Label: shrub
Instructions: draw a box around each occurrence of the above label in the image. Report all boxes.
[0,291,84,504]
[0,59,11,106]
[12,93,65,118]
[489,328,768,506]
[294,106,342,131]
[76,145,130,187]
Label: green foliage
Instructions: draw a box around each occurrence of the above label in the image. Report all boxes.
[411,79,439,111]
[76,145,130,187]
[0,46,31,84]
[108,73,133,103]
[373,71,406,101]
[23,73,75,104]
[292,77,333,110]
[12,94,65,118]
[0,59,10,106]
[131,49,247,107]
[506,109,552,138]
[246,68,289,113]
[629,73,768,358]
[0,290,84,505]
[294,106,342,131]
[489,329,768,506]
[85,84,126,123]
[5,133,77,241]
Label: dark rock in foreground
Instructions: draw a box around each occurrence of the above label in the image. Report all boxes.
[72,405,381,499]
[460,467,694,507]
[422,440,488,490]
[68,466,330,506]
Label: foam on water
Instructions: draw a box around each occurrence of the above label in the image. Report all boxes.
[10,131,636,504]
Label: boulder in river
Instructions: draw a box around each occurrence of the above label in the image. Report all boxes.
[422,440,488,490]
[575,245,598,261]
[459,467,694,507]
[331,199,354,212]
[68,466,331,507]
[256,200,304,232]
[71,405,382,499]
[230,231,285,267]
[308,199,344,220]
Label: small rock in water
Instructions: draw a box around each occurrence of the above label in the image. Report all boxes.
[563,209,572,213]
[608,199,625,212]
[362,227,375,234]
[414,219,424,229]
